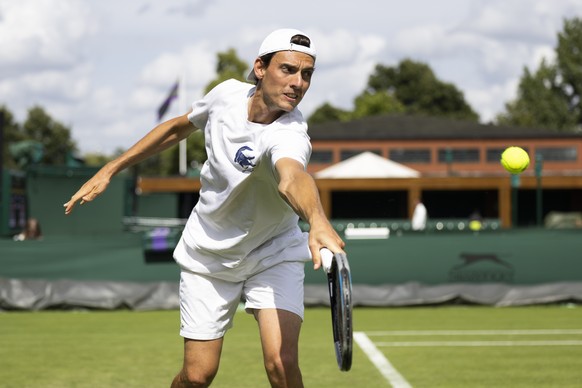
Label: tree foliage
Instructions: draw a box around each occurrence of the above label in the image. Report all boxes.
[497,17,582,131]
[308,103,351,125]
[22,106,77,165]
[351,90,405,120]
[1,105,24,169]
[557,17,582,123]
[203,48,249,93]
[366,59,479,121]
[1,105,77,170]
[497,60,576,130]
[308,58,479,125]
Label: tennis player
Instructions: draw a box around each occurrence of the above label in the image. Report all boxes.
[64,28,344,387]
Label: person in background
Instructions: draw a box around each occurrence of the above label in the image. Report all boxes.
[13,217,43,241]
[411,199,428,231]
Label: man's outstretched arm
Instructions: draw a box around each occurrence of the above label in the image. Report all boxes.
[64,114,196,215]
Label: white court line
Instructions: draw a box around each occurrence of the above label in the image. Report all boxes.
[366,329,582,336]
[376,340,582,347]
[354,332,412,388]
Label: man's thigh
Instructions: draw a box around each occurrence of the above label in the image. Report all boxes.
[243,260,305,319]
[179,270,243,340]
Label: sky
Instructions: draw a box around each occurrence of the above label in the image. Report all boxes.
[1,0,582,155]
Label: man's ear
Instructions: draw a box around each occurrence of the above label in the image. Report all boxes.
[253,58,265,81]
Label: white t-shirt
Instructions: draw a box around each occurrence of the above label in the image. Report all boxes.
[174,79,312,273]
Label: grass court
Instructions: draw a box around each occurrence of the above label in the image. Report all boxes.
[1,306,581,387]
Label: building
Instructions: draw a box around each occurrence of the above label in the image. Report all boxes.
[137,114,582,227]
[306,114,582,227]
[307,114,582,176]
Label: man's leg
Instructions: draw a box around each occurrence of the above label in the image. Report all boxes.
[171,337,224,388]
[174,266,243,387]
[254,308,303,388]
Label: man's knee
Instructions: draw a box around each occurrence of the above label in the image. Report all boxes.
[173,337,223,387]
[264,351,300,380]
[173,366,218,388]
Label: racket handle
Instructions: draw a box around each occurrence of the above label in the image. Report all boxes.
[320,248,333,273]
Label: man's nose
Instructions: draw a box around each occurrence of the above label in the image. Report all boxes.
[290,72,305,88]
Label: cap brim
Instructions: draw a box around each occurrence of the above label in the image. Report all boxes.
[246,69,257,83]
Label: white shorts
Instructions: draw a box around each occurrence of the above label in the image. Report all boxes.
[179,258,306,340]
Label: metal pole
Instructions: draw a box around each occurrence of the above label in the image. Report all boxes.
[0,110,4,175]
[178,72,188,176]
[0,110,5,236]
[511,174,520,228]
[535,154,543,227]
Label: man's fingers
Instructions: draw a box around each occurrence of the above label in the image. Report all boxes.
[63,201,75,215]
[64,175,110,215]
[63,197,82,214]
[64,189,95,215]
[319,248,333,273]
[313,253,322,270]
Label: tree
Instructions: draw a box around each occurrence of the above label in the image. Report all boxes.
[497,17,582,131]
[1,105,24,169]
[556,17,582,127]
[204,48,249,93]
[308,58,479,124]
[496,60,576,130]
[22,106,77,166]
[308,103,351,125]
[367,59,479,121]
[351,90,405,119]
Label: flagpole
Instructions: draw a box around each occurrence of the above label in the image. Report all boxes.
[178,71,187,176]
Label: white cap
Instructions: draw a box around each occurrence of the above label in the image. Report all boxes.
[247,28,317,82]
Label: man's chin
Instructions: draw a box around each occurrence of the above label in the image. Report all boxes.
[280,100,300,112]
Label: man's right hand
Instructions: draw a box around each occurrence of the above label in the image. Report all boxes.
[64,170,112,215]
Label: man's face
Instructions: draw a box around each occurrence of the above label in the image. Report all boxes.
[257,51,315,113]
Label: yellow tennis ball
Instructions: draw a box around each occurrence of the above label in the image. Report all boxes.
[469,220,482,231]
[500,146,530,174]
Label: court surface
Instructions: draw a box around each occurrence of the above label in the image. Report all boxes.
[1,306,581,387]
[356,328,582,387]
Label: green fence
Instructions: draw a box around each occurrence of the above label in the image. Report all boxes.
[305,228,582,285]
[0,169,27,236]
[2,166,180,237]
[2,229,581,286]
[2,167,581,287]
[21,165,126,235]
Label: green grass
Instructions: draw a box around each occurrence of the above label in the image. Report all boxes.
[1,306,581,387]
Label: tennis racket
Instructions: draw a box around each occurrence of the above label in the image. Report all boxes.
[320,248,353,371]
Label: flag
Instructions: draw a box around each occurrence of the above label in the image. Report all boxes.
[157,81,179,121]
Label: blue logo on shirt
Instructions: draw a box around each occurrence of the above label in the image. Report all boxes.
[234,146,256,172]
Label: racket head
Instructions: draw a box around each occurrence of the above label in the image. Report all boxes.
[327,252,353,371]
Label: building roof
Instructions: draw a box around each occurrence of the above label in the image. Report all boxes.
[314,152,420,179]
[308,114,582,141]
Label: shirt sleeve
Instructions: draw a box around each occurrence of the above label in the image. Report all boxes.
[187,79,251,130]
[187,96,210,129]
[187,80,231,129]
[270,128,312,170]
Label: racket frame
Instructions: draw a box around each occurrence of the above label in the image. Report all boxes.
[327,252,353,371]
